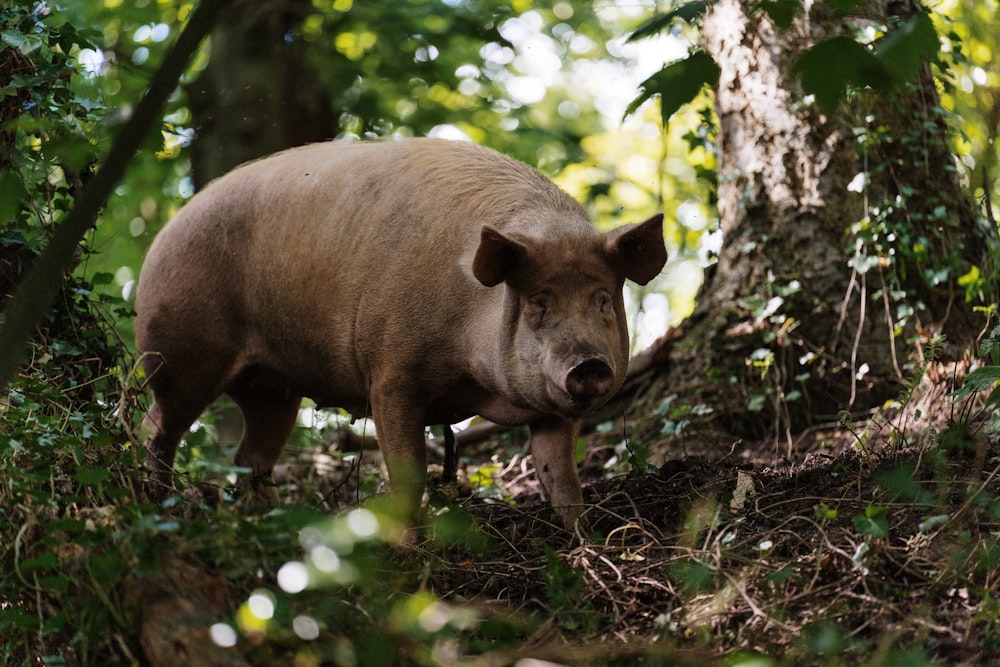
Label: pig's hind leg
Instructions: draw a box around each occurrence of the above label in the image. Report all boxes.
[227,371,302,502]
[142,377,222,498]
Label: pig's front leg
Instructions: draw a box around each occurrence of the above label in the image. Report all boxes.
[372,397,429,525]
[529,415,584,528]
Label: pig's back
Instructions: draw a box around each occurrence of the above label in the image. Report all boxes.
[136,138,593,402]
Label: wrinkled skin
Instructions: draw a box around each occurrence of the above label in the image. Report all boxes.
[135,138,666,529]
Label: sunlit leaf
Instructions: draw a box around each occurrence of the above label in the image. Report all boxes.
[949,366,1000,401]
[626,51,720,124]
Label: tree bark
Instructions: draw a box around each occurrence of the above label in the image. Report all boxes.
[633,0,998,448]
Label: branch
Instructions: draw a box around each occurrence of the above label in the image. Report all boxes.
[0,0,233,387]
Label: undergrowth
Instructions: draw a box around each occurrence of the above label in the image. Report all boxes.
[4,275,1000,665]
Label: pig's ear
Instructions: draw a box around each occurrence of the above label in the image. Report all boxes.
[605,213,667,285]
[473,226,528,287]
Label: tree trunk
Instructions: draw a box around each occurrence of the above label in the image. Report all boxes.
[633,0,997,451]
[187,0,333,189]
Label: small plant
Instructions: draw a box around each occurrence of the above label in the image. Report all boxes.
[542,545,597,632]
[951,324,1000,416]
[853,504,889,539]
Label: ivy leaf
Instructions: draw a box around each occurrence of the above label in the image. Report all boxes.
[626,51,720,125]
[1,30,45,55]
[853,504,889,538]
[627,1,716,42]
[793,36,885,112]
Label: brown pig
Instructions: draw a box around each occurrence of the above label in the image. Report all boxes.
[135,138,666,528]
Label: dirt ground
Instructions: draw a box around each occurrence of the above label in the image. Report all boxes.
[394,413,1000,665]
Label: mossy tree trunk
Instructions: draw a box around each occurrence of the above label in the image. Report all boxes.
[634,0,998,450]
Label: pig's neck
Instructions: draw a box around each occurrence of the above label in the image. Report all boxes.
[465,286,524,402]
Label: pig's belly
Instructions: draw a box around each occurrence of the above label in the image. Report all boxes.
[309,384,543,428]
[424,390,543,428]
[258,356,544,427]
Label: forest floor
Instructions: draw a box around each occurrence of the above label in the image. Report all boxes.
[5,375,1000,666]
[272,392,1000,666]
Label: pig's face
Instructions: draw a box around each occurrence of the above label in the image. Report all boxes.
[512,267,629,416]
[473,214,666,417]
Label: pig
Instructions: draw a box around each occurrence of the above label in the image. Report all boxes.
[135,138,666,529]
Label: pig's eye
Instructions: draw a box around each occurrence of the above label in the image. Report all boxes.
[594,290,613,317]
[526,293,551,327]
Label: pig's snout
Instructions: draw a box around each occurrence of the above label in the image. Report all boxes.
[565,358,615,400]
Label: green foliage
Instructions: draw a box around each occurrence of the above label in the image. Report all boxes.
[626,1,715,42]
[542,545,597,631]
[1,0,102,233]
[793,37,884,112]
[627,51,720,126]
[951,325,1000,414]
[753,0,802,30]
[793,12,939,112]
[852,504,889,538]
[668,558,717,594]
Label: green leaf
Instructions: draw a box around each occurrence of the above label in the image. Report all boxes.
[626,1,716,42]
[752,0,801,29]
[949,366,1000,401]
[626,51,720,124]
[814,502,838,520]
[1,30,45,55]
[918,514,949,532]
[0,606,41,631]
[39,575,71,593]
[20,552,59,574]
[984,384,1000,411]
[74,467,110,486]
[874,12,938,83]
[853,504,889,538]
[0,170,28,223]
[793,36,885,111]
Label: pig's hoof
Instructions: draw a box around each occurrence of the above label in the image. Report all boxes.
[240,473,280,506]
[141,471,175,503]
